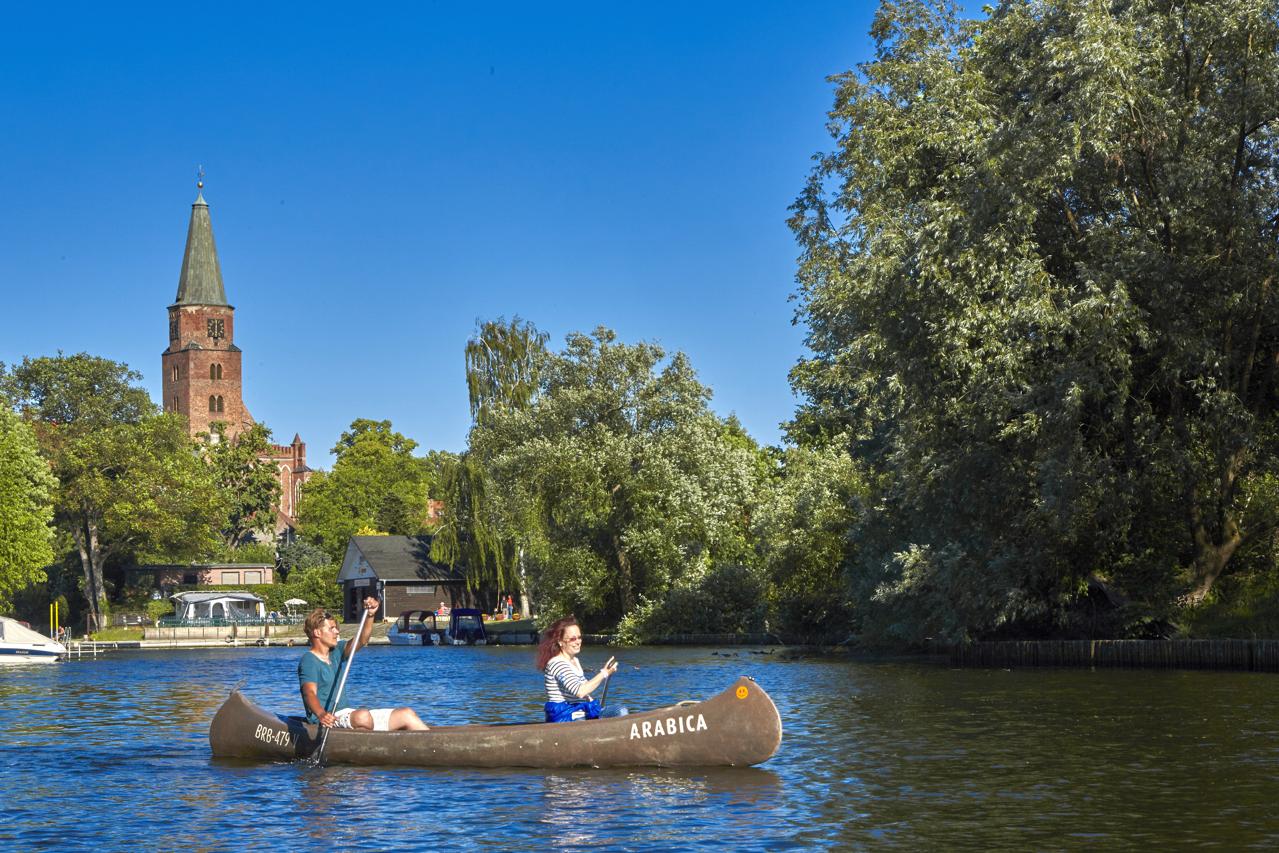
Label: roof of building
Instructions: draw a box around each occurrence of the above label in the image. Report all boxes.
[173,191,229,307]
[342,535,465,583]
[171,591,264,603]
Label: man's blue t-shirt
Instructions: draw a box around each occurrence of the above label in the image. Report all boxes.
[298,640,348,723]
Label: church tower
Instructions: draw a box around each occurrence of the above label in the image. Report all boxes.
[161,184,252,439]
[160,179,312,535]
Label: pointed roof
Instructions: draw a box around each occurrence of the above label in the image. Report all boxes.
[173,191,229,306]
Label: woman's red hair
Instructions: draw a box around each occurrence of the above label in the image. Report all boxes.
[535,615,578,671]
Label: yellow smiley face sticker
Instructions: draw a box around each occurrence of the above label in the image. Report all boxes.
[735,686,749,699]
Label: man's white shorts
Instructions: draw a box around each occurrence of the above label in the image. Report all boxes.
[332,707,394,731]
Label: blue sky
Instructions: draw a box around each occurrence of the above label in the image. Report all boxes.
[1,1,885,466]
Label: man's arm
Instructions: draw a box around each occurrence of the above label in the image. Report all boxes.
[301,681,337,728]
[347,596,379,655]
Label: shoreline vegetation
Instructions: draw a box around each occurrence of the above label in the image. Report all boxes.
[8,4,1279,650]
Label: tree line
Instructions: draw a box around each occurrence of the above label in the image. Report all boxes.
[4,0,1279,644]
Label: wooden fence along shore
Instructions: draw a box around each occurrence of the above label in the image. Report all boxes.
[953,639,1279,672]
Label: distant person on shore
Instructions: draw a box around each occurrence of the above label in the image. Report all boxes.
[505,594,515,620]
[298,598,429,732]
[537,615,622,722]
[437,601,451,617]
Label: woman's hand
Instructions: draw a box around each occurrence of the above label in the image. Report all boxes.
[599,656,618,679]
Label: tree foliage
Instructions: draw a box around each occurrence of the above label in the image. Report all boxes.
[754,439,866,643]
[465,315,549,425]
[434,318,549,602]
[279,562,341,612]
[790,0,1279,641]
[0,403,57,611]
[472,327,761,628]
[276,539,333,581]
[201,422,281,548]
[297,419,435,562]
[1,353,223,629]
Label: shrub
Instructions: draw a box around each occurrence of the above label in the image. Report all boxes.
[615,563,767,644]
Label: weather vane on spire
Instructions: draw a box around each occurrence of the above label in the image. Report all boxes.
[197,164,205,191]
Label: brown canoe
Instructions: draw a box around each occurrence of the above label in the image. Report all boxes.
[209,676,782,768]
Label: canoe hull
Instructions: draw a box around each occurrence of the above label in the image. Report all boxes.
[209,676,781,768]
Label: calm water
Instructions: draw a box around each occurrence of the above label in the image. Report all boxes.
[3,644,1279,850]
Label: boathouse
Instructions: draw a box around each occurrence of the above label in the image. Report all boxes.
[336,535,470,622]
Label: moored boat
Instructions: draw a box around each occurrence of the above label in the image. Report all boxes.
[386,610,442,646]
[209,676,782,768]
[444,608,487,645]
[0,617,66,664]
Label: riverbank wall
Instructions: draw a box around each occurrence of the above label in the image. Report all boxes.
[953,638,1279,672]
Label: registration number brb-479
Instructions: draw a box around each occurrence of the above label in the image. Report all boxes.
[254,724,296,749]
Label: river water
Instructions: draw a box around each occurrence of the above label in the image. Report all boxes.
[2,644,1278,850]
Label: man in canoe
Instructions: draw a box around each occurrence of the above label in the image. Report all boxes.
[299,597,429,732]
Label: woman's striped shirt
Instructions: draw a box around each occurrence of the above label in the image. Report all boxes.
[544,657,588,703]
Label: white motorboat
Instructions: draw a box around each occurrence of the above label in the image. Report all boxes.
[386,610,442,646]
[0,616,66,663]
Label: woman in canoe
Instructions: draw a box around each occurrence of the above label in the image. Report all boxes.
[537,616,619,722]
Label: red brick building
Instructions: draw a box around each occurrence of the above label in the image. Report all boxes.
[161,185,311,536]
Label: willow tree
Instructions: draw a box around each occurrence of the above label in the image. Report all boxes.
[432,318,548,612]
[791,0,1279,641]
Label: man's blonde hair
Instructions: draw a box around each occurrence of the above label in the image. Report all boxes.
[304,607,335,640]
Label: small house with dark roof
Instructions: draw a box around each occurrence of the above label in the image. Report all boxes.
[336,535,470,622]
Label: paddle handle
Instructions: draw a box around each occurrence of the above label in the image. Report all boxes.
[314,603,371,763]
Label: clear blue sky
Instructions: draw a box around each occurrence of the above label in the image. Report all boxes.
[1,1,885,467]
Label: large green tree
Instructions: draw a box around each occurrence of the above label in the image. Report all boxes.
[472,327,760,627]
[1,354,224,630]
[201,422,282,548]
[754,438,866,644]
[297,419,435,562]
[790,0,1279,641]
[0,403,57,611]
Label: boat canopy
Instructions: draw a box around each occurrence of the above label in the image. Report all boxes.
[171,591,265,621]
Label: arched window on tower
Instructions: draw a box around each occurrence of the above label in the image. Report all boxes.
[171,365,179,381]
[210,363,222,380]
[216,396,224,413]
[208,396,217,413]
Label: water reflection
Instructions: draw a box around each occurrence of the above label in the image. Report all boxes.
[533,767,783,848]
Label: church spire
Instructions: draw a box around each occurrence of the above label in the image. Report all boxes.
[173,168,228,306]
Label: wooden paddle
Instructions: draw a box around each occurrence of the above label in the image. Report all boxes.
[311,603,371,766]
